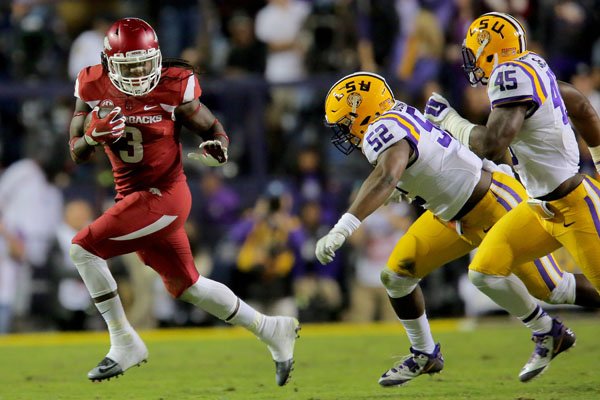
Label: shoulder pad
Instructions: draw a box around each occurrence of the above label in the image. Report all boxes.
[488,60,548,111]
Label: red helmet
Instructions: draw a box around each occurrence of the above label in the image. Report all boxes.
[102,18,162,96]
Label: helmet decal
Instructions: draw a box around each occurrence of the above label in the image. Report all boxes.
[477,30,490,46]
[347,92,362,113]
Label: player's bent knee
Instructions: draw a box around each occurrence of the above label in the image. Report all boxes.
[380,266,421,298]
[468,270,493,289]
[166,275,197,298]
[69,243,97,264]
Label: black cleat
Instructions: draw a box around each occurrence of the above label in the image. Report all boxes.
[275,359,295,387]
[88,357,147,382]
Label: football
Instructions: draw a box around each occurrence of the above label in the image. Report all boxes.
[83,106,120,132]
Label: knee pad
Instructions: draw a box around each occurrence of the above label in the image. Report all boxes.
[468,269,488,289]
[380,267,420,298]
[547,271,576,305]
[69,242,96,264]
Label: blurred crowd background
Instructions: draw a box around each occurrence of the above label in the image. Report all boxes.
[0,0,599,334]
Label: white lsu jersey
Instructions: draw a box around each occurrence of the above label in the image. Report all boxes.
[362,101,483,221]
[488,52,580,198]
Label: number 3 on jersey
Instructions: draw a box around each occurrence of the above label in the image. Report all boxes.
[119,126,143,163]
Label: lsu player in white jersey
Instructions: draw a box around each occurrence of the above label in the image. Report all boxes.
[424,12,600,382]
[315,72,600,387]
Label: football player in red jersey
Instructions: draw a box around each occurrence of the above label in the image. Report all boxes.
[68,18,299,386]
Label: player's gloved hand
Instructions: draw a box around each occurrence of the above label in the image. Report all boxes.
[315,227,346,265]
[188,140,228,167]
[84,106,126,146]
[384,188,412,205]
[423,92,454,125]
[482,158,515,178]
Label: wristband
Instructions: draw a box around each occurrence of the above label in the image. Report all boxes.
[84,134,98,146]
[332,213,361,238]
[214,131,230,146]
[588,145,600,172]
[440,109,476,147]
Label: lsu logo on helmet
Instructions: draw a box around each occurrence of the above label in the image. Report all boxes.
[324,72,395,154]
[462,12,526,85]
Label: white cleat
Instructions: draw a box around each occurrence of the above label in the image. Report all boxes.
[88,330,149,382]
[261,316,301,386]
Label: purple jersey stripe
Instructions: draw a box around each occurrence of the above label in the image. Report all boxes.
[534,259,556,290]
[491,179,523,202]
[491,95,535,108]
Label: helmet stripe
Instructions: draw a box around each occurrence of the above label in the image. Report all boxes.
[484,12,526,53]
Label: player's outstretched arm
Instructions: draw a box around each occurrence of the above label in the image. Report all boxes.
[69,98,95,164]
[423,91,527,162]
[178,99,229,167]
[559,81,600,172]
[347,140,411,220]
[315,140,411,265]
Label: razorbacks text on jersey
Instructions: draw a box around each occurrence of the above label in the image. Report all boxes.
[361,101,483,221]
[75,64,201,199]
[487,52,580,198]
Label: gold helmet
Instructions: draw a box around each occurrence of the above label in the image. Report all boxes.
[462,12,527,85]
[324,72,395,154]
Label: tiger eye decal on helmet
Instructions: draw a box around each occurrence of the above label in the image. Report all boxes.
[462,12,526,85]
[324,72,395,154]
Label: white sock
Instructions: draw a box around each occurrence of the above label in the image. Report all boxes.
[179,277,266,336]
[469,271,552,334]
[400,313,436,354]
[69,244,133,344]
[96,296,134,346]
[519,304,553,334]
[469,271,537,315]
[228,299,266,336]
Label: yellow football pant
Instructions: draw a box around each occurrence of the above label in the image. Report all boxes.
[388,172,567,301]
[471,175,600,292]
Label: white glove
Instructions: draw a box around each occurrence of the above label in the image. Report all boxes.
[384,188,412,205]
[482,158,515,178]
[315,228,346,265]
[424,92,475,147]
[188,140,228,167]
[423,92,453,125]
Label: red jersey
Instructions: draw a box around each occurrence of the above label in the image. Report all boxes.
[75,64,201,198]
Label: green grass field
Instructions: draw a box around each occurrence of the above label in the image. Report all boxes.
[0,314,598,400]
